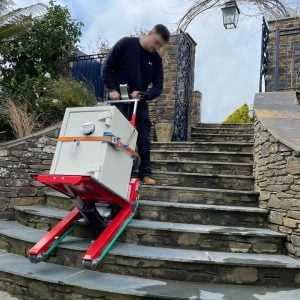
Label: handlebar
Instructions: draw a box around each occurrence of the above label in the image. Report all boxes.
[104,98,139,128]
[104,99,140,104]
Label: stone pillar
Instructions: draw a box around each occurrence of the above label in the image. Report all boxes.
[265,16,300,92]
[148,32,198,141]
[190,90,202,125]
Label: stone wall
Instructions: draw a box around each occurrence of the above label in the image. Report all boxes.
[254,120,300,257]
[266,16,300,92]
[0,125,60,219]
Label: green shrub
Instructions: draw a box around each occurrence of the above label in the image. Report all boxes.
[0,77,97,137]
[224,103,254,124]
[0,1,82,96]
[35,77,97,126]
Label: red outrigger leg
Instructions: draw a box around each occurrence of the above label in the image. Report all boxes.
[27,174,139,269]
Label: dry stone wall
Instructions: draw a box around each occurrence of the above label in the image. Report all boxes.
[0,125,60,219]
[254,120,300,257]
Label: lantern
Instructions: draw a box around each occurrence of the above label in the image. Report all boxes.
[222,1,240,29]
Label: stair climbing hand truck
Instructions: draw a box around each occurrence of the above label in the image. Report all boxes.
[27,85,140,270]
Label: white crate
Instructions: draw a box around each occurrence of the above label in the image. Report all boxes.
[50,105,138,200]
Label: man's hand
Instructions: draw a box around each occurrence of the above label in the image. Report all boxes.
[139,91,151,101]
[130,91,140,99]
[109,91,121,100]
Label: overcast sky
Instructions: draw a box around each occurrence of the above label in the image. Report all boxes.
[16,0,264,123]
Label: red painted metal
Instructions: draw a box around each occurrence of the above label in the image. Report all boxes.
[28,207,81,255]
[32,174,127,205]
[130,114,137,128]
[82,205,132,261]
[27,175,139,264]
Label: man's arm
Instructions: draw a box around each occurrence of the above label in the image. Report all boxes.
[140,56,164,101]
[101,37,127,92]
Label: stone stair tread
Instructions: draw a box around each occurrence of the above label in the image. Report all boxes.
[139,200,268,213]
[14,205,285,238]
[151,170,254,179]
[152,141,254,145]
[151,150,253,155]
[0,251,298,300]
[0,221,297,268]
[45,186,259,197]
[193,123,254,126]
[141,185,259,194]
[191,133,254,136]
[152,160,253,166]
[191,127,253,130]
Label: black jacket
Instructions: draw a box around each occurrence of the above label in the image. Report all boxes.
[101,37,164,100]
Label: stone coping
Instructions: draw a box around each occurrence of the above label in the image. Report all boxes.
[254,92,300,151]
[0,122,61,149]
[268,16,300,24]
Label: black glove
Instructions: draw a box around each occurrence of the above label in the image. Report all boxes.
[139,91,151,101]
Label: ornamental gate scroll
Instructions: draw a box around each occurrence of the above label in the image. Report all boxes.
[259,17,269,93]
[172,31,193,141]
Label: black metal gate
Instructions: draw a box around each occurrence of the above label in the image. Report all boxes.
[172,31,193,141]
[259,17,269,92]
[71,53,107,100]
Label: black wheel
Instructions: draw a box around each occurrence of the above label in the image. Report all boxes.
[82,259,98,270]
[28,254,41,264]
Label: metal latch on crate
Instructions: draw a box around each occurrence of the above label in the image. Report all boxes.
[98,111,112,126]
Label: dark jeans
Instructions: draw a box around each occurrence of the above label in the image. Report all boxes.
[115,102,152,179]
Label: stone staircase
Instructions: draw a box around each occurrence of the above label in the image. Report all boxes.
[0,123,300,299]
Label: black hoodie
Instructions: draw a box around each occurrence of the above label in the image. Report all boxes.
[101,37,164,101]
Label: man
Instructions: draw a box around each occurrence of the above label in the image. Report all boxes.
[101,24,170,185]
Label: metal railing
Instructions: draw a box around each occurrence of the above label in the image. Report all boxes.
[70,53,107,100]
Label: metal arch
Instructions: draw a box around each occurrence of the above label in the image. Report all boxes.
[172,31,193,141]
[176,0,292,33]
[176,0,221,33]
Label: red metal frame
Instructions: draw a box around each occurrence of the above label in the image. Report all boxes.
[130,114,137,128]
[27,174,139,266]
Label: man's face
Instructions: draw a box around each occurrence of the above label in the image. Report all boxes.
[145,31,167,52]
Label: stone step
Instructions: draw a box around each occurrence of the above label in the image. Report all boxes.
[0,221,299,287]
[151,142,253,153]
[191,133,254,142]
[136,201,269,228]
[152,171,254,191]
[151,150,253,163]
[193,123,254,129]
[191,127,254,135]
[1,251,299,300]
[14,205,286,254]
[45,186,260,209]
[152,160,253,176]
[140,185,259,206]
[45,193,269,228]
